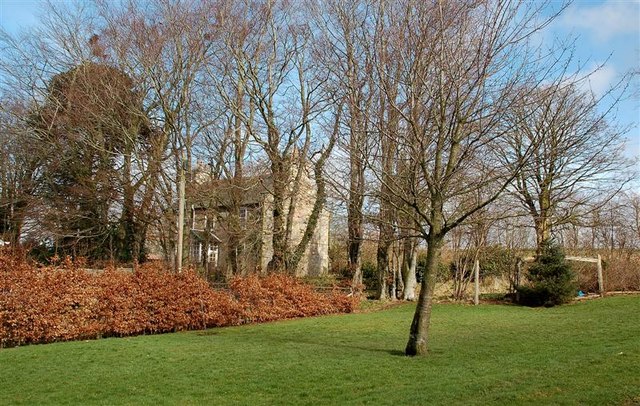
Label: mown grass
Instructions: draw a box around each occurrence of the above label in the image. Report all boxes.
[1,296,638,405]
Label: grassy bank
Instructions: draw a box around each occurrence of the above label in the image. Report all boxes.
[1,296,638,405]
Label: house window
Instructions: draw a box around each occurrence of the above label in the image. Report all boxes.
[192,209,208,231]
[240,207,248,223]
[207,245,218,266]
[190,241,202,261]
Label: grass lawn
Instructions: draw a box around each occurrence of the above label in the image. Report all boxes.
[1,296,638,405]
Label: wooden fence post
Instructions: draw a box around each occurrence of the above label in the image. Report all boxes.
[597,254,604,297]
[474,259,480,306]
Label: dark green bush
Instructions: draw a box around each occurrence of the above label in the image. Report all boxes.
[517,241,576,307]
[361,260,378,292]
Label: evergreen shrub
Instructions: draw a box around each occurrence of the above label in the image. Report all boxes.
[517,241,576,307]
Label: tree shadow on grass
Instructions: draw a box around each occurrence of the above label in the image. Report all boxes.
[384,349,407,357]
[192,325,425,357]
[261,333,410,357]
[196,328,407,356]
[302,341,408,357]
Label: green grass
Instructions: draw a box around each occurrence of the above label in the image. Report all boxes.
[1,296,639,405]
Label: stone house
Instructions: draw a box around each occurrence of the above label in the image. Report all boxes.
[189,166,330,277]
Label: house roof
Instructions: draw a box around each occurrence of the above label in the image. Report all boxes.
[190,229,221,243]
[190,174,272,210]
[189,157,315,211]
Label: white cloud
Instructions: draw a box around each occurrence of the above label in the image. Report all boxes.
[561,1,640,42]
[584,64,617,96]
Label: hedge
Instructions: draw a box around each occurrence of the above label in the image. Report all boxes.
[0,253,358,348]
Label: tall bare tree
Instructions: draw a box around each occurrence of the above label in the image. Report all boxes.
[314,0,376,287]
[214,1,335,274]
[0,100,40,246]
[363,0,564,355]
[97,0,218,267]
[505,80,634,253]
[201,0,259,275]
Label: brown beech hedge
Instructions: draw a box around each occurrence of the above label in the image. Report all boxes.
[0,252,357,348]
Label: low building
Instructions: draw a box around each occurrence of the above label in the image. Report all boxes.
[189,166,330,277]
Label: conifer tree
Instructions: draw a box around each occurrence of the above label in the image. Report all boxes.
[517,241,577,307]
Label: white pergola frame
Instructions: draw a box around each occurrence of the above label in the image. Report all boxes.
[521,255,604,297]
[473,254,605,306]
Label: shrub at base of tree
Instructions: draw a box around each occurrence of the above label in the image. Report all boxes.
[517,242,577,307]
[0,252,358,348]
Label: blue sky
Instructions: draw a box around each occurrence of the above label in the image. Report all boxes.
[544,1,640,180]
[0,1,40,29]
[1,0,639,176]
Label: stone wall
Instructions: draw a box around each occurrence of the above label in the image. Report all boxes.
[259,168,330,276]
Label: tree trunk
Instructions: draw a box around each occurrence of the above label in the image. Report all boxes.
[376,88,395,300]
[391,241,400,300]
[534,215,552,255]
[376,237,391,300]
[132,224,146,265]
[405,233,443,356]
[286,133,335,272]
[226,214,240,275]
[347,111,365,288]
[402,237,418,301]
[121,145,139,263]
[348,194,364,287]
[340,12,367,290]
[534,188,553,254]
[267,158,288,273]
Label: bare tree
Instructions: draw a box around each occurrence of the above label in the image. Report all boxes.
[362,0,564,355]
[505,79,634,253]
[200,0,259,275]
[313,0,376,287]
[213,1,335,274]
[0,100,40,246]
[97,0,218,267]
[447,200,491,301]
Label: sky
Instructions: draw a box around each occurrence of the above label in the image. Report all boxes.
[544,1,640,184]
[0,0,40,29]
[1,0,639,180]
